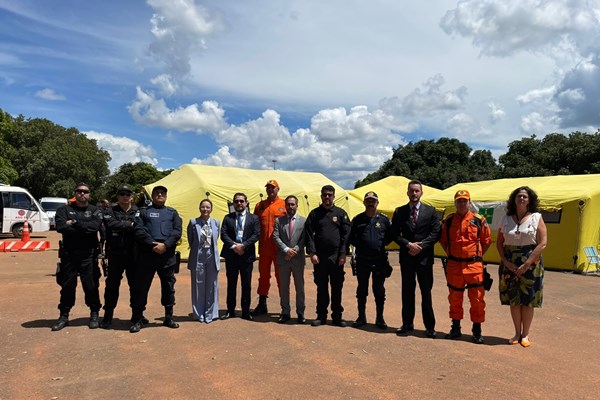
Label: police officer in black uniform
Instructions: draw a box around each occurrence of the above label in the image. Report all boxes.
[348,191,393,329]
[99,184,140,329]
[130,185,182,333]
[305,184,351,327]
[52,182,103,331]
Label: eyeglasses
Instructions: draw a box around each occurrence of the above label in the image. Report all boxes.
[233,199,246,204]
[118,192,132,197]
[75,189,90,194]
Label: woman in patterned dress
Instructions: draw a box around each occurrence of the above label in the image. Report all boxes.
[496,187,547,347]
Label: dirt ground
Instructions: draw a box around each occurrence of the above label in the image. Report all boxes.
[1,231,599,400]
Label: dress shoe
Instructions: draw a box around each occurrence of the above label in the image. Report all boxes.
[426,329,437,339]
[332,319,347,327]
[297,314,306,324]
[221,311,236,320]
[241,312,254,321]
[278,314,291,324]
[375,317,387,330]
[51,314,69,331]
[396,325,414,335]
[99,317,113,329]
[163,317,179,329]
[89,311,100,329]
[352,316,367,328]
[129,320,144,333]
[311,318,326,327]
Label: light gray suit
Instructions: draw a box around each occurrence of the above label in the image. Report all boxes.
[273,214,306,316]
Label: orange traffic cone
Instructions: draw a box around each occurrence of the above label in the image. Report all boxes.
[21,219,31,242]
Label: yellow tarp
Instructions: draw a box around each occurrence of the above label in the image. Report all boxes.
[423,174,600,272]
[143,164,350,255]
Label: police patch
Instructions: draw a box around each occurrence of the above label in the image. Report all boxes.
[84,211,92,218]
[149,212,160,218]
[333,216,338,222]
[375,222,381,228]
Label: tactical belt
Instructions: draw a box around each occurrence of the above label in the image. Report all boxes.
[447,255,483,263]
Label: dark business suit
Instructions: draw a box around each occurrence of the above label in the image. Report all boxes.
[392,202,441,330]
[221,211,260,314]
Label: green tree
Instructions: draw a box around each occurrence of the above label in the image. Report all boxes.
[98,162,172,202]
[355,138,499,189]
[1,111,110,198]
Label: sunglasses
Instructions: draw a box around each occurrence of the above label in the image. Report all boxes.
[75,189,90,194]
[118,192,132,196]
[233,199,246,204]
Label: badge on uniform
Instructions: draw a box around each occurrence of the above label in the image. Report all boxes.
[375,222,381,228]
[332,216,338,222]
[84,211,92,218]
[149,212,159,218]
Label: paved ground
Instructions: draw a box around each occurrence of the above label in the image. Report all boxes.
[1,231,599,399]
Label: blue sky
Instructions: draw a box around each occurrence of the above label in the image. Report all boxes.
[1,0,599,188]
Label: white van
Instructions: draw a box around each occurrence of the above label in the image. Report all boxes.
[39,197,69,229]
[0,185,51,237]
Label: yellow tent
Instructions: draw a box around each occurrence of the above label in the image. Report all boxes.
[348,176,440,219]
[348,176,440,250]
[143,164,350,254]
[423,174,600,272]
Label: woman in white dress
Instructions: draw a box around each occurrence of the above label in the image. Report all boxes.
[496,187,547,347]
[187,199,221,323]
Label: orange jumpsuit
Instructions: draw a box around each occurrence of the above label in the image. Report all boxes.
[440,211,491,323]
[254,197,286,296]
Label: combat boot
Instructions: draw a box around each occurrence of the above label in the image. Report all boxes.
[52,312,69,331]
[445,319,462,339]
[99,309,113,329]
[252,295,268,316]
[352,313,367,328]
[472,322,484,344]
[375,304,387,329]
[89,311,100,329]
[163,306,179,329]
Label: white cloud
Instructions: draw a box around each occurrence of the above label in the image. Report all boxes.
[554,57,600,127]
[35,88,65,101]
[440,0,600,57]
[84,130,158,171]
[146,0,224,81]
[516,86,557,105]
[150,73,179,97]
[520,112,546,134]
[127,86,227,133]
[488,102,505,124]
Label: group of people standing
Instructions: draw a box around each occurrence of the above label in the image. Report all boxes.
[51,179,547,347]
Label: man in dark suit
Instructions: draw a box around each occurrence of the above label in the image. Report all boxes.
[392,180,441,338]
[220,192,260,320]
[273,195,307,324]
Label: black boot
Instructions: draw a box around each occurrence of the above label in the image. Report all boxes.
[163,306,179,329]
[472,322,484,344]
[89,311,100,329]
[52,312,69,331]
[445,319,462,339]
[99,309,113,329]
[252,295,268,316]
[353,312,367,328]
[375,304,387,329]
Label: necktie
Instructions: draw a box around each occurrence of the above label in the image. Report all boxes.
[412,206,418,226]
[236,213,243,242]
[289,216,294,238]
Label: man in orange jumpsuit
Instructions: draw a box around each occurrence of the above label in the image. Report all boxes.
[440,190,491,344]
[252,179,287,315]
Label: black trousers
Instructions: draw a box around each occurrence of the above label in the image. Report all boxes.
[400,259,435,330]
[132,251,176,318]
[103,254,135,311]
[355,261,386,311]
[225,258,253,313]
[313,257,345,320]
[57,249,102,313]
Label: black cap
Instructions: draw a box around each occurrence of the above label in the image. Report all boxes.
[117,184,133,194]
[364,191,378,200]
[152,185,168,194]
